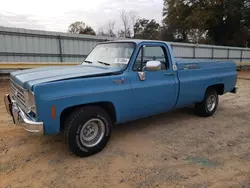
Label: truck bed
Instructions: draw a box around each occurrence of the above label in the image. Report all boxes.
[174,59,237,108]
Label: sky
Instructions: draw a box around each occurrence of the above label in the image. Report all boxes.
[0,0,163,32]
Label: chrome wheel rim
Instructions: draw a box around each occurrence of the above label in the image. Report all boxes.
[206,95,216,112]
[80,118,105,148]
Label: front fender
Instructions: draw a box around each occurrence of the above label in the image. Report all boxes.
[33,75,133,135]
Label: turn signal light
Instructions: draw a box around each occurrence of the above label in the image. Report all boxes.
[51,105,56,119]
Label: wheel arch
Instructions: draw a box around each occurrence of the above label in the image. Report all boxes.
[206,84,225,95]
[60,102,117,131]
[195,84,221,117]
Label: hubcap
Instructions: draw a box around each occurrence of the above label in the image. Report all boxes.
[206,95,216,112]
[80,118,105,148]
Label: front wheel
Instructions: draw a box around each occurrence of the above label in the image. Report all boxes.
[64,106,113,157]
[195,88,219,117]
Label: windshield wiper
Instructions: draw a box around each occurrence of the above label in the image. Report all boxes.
[98,61,110,66]
[83,60,93,64]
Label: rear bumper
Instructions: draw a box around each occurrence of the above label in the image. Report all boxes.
[230,87,238,94]
[4,94,44,135]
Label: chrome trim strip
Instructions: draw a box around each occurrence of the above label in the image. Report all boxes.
[10,78,28,91]
[10,79,30,113]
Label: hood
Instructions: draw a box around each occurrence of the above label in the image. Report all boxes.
[10,65,122,90]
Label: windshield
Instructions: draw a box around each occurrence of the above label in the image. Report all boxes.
[83,42,136,70]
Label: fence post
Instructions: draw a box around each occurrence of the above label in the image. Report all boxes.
[240,49,243,62]
[212,47,214,59]
[58,35,63,62]
[227,48,230,60]
[193,46,196,58]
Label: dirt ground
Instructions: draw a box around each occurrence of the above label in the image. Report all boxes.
[1,72,250,188]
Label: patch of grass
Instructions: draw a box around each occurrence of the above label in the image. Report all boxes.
[0,163,11,172]
[184,157,218,167]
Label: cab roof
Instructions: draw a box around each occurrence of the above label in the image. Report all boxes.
[100,39,170,45]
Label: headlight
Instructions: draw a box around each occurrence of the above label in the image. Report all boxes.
[26,91,36,113]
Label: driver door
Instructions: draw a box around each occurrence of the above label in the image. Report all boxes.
[129,43,178,119]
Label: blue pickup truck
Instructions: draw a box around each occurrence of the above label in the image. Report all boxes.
[4,40,237,157]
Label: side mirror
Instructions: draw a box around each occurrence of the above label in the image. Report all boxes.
[146,61,161,71]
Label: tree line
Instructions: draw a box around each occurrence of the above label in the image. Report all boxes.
[68,0,250,47]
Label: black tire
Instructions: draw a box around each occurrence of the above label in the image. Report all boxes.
[195,88,219,117]
[64,106,113,157]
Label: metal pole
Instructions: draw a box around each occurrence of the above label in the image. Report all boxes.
[58,35,63,62]
[193,46,196,58]
[240,49,243,62]
[227,48,230,60]
[212,47,214,59]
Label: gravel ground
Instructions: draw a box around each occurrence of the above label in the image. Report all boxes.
[1,73,250,188]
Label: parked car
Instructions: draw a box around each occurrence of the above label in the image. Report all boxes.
[4,40,238,157]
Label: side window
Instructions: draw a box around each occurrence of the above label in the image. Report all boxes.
[133,46,169,71]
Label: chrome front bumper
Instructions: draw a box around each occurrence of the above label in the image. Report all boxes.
[4,94,44,135]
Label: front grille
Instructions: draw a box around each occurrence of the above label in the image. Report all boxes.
[10,80,27,111]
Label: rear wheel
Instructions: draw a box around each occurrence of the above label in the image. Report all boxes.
[195,88,219,117]
[64,106,113,157]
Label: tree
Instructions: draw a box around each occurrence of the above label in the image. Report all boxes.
[160,26,175,41]
[68,21,86,34]
[97,29,107,37]
[129,11,138,36]
[117,10,138,38]
[120,10,131,38]
[162,0,192,42]
[106,21,116,37]
[134,19,161,40]
[79,26,96,35]
[196,0,247,46]
[117,29,132,38]
[68,21,96,36]
[97,21,116,37]
[162,0,250,46]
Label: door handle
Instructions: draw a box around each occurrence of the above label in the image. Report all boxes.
[164,73,174,76]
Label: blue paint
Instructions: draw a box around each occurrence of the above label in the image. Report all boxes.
[10,40,237,135]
